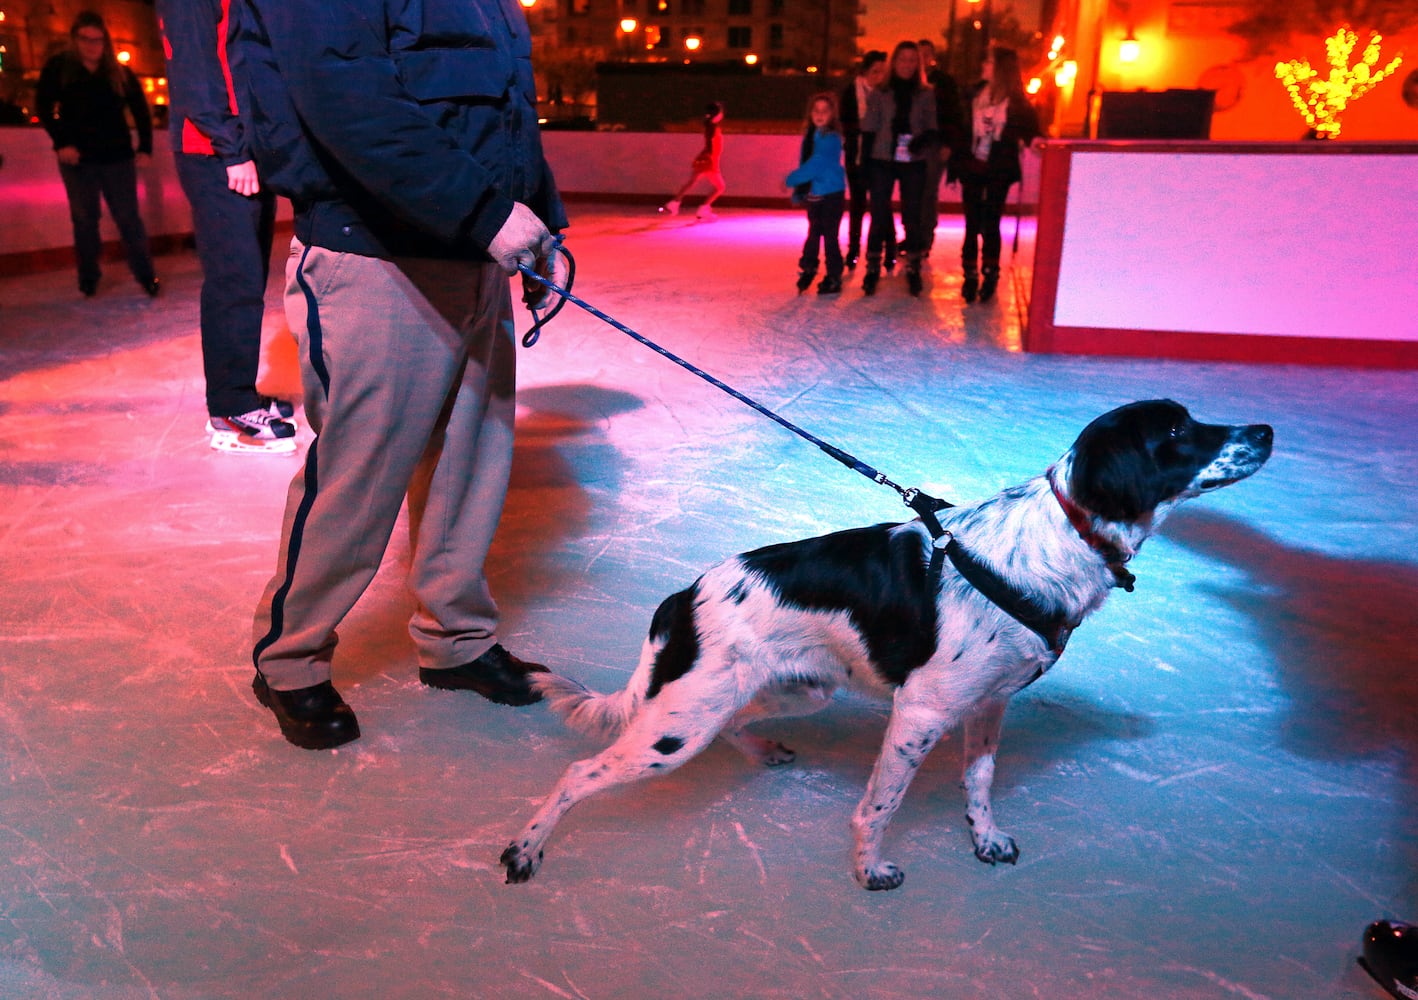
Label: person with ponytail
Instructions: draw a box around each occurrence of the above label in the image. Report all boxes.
[785,93,847,295]
[952,46,1041,304]
[859,41,937,297]
[35,11,159,298]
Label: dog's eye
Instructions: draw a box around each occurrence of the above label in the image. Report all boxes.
[1168,424,1182,438]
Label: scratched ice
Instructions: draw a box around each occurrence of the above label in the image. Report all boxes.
[0,206,1414,999]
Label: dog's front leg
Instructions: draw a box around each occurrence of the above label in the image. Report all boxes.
[961,699,1018,865]
[849,700,950,891]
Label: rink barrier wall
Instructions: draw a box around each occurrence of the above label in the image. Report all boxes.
[1025,140,1418,369]
[0,128,1039,276]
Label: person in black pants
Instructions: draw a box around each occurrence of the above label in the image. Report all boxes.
[838,51,888,270]
[860,41,938,297]
[35,11,159,298]
[158,0,295,450]
[953,47,1042,304]
[785,93,847,295]
[917,38,964,257]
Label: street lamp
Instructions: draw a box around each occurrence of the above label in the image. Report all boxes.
[1118,31,1140,64]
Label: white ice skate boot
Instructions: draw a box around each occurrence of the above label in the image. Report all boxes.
[696,205,717,222]
[207,408,298,455]
[659,199,680,216]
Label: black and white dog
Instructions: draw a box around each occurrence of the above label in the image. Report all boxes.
[503,400,1273,889]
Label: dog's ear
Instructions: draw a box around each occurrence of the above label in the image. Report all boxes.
[1068,400,1191,522]
[1068,438,1152,523]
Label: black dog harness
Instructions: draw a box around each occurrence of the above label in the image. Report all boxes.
[913,470,1137,659]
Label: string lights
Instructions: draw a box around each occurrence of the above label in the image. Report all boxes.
[1274,25,1403,139]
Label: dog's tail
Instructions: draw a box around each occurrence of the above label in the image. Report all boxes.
[532,672,638,741]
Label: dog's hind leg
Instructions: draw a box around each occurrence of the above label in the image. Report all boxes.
[849,698,952,891]
[502,678,745,884]
[720,681,834,767]
[961,698,1018,865]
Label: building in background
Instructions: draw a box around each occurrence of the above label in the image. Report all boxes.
[1023,0,1418,139]
[522,0,862,126]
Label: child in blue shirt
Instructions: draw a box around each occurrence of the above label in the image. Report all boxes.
[785,93,847,295]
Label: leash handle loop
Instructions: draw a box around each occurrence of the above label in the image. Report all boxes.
[520,236,574,348]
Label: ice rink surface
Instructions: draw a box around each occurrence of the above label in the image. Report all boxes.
[1,205,1415,999]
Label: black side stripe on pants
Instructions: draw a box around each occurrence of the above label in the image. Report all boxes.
[252,244,329,675]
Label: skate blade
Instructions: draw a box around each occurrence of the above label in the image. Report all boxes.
[208,429,298,455]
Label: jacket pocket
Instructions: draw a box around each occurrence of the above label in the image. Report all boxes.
[395,48,513,102]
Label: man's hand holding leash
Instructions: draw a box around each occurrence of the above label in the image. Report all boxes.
[488,202,569,311]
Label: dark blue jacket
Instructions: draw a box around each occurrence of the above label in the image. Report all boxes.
[229,0,566,261]
[158,0,249,163]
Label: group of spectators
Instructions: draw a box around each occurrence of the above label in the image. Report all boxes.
[787,39,1042,301]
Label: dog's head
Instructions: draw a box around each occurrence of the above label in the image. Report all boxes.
[1065,400,1272,523]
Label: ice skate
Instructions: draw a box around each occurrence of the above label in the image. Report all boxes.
[658,199,681,216]
[261,395,299,430]
[978,267,1000,303]
[207,408,298,455]
[695,205,717,222]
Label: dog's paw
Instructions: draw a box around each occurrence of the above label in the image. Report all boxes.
[856,861,906,891]
[726,733,797,767]
[755,740,797,767]
[501,842,543,884]
[972,831,1019,866]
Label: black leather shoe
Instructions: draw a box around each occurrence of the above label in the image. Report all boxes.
[862,268,879,296]
[906,268,923,297]
[962,273,979,303]
[79,279,97,298]
[419,643,548,706]
[978,269,999,303]
[252,674,360,750]
[142,277,161,297]
[1360,920,1418,1000]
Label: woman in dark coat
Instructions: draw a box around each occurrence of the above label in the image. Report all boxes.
[859,41,937,297]
[953,47,1041,303]
[35,10,158,297]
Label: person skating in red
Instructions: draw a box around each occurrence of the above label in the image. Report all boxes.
[660,102,726,221]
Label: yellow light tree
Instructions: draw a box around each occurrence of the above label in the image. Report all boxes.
[1274,26,1403,138]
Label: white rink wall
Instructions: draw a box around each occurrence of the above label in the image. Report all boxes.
[0,127,1040,262]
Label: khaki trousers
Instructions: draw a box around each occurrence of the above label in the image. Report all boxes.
[253,239,516,690]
